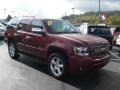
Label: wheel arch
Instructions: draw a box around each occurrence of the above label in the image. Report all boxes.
[47,46,69,63]
[7,37,16,45]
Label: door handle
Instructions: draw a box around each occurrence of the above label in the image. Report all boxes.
[26,36,31,39]
[14,33,18,36]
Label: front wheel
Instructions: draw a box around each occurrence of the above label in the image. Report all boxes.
[8,41,20,59]
[48,53,68,79]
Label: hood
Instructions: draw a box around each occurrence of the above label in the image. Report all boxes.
[57,33,108,45]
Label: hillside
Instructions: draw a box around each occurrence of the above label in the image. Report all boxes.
[84,11,120,16]
[63,11,120,26]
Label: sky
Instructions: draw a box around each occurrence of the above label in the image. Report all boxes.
[0,0,120,19]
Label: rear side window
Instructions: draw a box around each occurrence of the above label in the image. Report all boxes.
[18,19,30,31]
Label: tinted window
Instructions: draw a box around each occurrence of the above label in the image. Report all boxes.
[31,19,43,28]
[115,27,120,32]
[29,19,43,33]
[88,26,111,35]
[18,19,30,31]
[8,18,20,26]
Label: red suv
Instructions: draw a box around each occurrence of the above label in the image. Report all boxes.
[4,18,111,79]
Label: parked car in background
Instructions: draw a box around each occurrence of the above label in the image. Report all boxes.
[4,18,111,79]
[88,26,113,45]
[79,24,113,50]
[0,23,6,38]
[112,27,120,46]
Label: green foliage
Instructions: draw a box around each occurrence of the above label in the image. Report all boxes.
[106,15,120,26]
[62,11,120,26]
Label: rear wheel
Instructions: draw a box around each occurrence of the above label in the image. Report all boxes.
[8,41,20,59]
[48,53,68,79]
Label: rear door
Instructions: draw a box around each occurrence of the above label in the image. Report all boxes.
[15,19,30,52]
[24,19,47,58]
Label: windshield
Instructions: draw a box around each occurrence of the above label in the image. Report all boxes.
[44,20,80,34]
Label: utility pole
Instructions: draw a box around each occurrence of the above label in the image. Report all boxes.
[12,11,14,17]
[99,0,100,15]
[72,8,74,24]
[99,0,101,23]
[4,8,6,18]
[65,12,67,20]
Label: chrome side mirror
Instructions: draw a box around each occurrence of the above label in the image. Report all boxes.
[32,27,45,35]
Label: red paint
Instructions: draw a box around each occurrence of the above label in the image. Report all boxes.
[4,19,111,74]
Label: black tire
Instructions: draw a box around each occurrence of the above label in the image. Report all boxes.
[48,53,68,79]
[8,41,20,59]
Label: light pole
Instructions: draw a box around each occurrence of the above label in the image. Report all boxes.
[72,8,74,24]
[12,11,14,17]
[99,0,101,23]
[64,12,67,20]
[4,8,6,18]
[72,8,74,15]
[99,0,101,16]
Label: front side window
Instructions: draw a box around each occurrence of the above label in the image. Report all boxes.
[30,19,43,33]
[44,20,79,34]
[32,19,42,27]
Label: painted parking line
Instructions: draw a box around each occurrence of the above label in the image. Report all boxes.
[112,52,118,54]
[111,59,120,61]
[111,53,120,59]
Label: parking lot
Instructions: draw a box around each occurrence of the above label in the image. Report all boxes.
[0,39,120,90]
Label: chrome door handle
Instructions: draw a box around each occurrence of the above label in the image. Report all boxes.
[26,36,31,39]
[14,33,18,36]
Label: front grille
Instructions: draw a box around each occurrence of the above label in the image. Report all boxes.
[90,44,109,58]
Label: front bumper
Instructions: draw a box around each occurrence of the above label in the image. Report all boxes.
[69,54,111,73]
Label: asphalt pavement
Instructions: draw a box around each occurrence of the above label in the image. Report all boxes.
[0,39,120,90]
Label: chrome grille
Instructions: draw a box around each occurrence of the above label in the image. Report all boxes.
[90,44,109,58]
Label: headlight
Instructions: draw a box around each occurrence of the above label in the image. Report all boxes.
[73,47,89,56]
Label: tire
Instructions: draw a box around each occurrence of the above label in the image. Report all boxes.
[8,41,20,59]
[48,53,68,79]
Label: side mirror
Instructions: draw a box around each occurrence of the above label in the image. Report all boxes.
[32,27,45,35]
